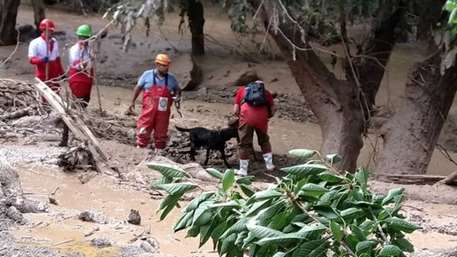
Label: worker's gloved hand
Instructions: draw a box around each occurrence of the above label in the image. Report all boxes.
[174,97,181,108]
[42,56,49,63]
[125,104,136,116]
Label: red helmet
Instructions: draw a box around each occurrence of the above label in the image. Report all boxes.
[39,19,56,32]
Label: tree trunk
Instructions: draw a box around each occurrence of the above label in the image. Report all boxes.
[0,0,20,46]
[32,0,46,31]
[188,0,204,56]
[376,53,457,176]
[352,2,407,111]
[256,0,364,171]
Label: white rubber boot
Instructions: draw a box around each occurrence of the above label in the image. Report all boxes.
[154,148,165,156]
[235,159,249,176]
[263,152,275,171]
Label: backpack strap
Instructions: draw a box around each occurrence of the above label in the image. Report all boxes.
[240,85,249,106]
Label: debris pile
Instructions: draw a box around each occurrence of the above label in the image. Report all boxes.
[0,80,41,120]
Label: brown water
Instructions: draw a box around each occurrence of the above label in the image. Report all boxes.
[14,165,218,257]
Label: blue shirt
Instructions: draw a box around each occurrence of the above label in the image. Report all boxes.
[137,69,179,93]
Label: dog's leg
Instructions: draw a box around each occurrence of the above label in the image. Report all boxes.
[221,148,231,168]
[189,141,198,161]
[204,148,210,166]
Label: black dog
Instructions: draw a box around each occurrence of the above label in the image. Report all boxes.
[175,119,239,168]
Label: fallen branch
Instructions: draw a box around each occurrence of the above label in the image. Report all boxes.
[0,106,36,121]
[377,173,446,185]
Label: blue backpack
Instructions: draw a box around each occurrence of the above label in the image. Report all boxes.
[243,81,267,106]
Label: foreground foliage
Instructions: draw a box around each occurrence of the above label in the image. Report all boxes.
[149,149,419,257]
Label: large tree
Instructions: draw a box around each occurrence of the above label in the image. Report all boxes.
[106,0,457,175]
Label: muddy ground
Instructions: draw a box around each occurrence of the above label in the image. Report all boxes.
[1,4,457,257]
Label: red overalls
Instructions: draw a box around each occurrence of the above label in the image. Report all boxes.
[136,73,174,149]
[69,43,93,105]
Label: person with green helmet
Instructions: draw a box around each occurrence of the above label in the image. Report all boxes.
[61,24,94,146]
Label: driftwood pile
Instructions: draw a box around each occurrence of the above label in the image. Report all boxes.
[0,80,42,121]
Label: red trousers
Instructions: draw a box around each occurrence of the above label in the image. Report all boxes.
[136,86,172,149]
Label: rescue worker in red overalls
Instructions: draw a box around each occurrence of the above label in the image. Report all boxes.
[128,54,181,154]
[28,19,64,92]
[68,24,94,109]
[55,24,95,147]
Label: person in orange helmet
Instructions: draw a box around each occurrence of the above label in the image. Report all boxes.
[128,53,181,154]
[28,18,64,92]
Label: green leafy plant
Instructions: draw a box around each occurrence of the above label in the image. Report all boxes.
[149,149,419,257]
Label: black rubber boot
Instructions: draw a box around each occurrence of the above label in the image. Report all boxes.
[58,124,69,147]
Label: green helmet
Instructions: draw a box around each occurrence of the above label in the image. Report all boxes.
[76,24,92,38]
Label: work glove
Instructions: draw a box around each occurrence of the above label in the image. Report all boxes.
[42,56,49,64]
[174,96,181,108]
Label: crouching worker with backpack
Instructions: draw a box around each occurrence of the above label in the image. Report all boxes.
[234,80,275,176]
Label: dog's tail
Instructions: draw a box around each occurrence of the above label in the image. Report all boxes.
[175,125,191,132]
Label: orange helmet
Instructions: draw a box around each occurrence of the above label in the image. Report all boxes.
[39,19,56,32]
[155,53,171,66]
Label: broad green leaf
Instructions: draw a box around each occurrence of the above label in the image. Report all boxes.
[300,183,329,198]
[340,207,364,220]
[200,218,221,247]
[256,234,304,246]
[281,164,328,178]
[307,240,328,257]
[317,190,339,206]
[156,182,197,195]
[393,238,414,252]
[255,200,287,225]
[355,168,369,190]
[159,194,181,220]
[253,189,283,201]
[236,176,254,185]
[174,212,193,232]
[184,192,214,213]
[194,209,213,226]
[246,224,284,239]
[240,184,255,197]
[223,169,236,192]
[288,149,316,160]
[206,168,224,179]
[385,217,420,233]
[210,201,240,209]
[382,188,404,205]
[330,221,343,241]
[350,224,367,241]
[292,240,326,257]
[147,163,188,179]
[220,233,237,255]
[295,223,327,236]
[356,240,377,255]
[359,220,376,235]
[379,244,403,256]
[314,206,339,220]
[246,199,271,216]
[187,224,201,237]
[220,218,247,239]
[318,171,344,183]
